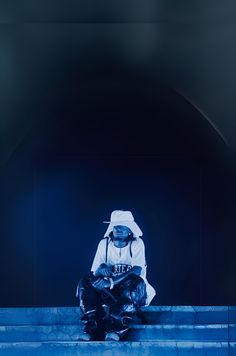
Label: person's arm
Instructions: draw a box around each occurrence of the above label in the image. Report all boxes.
[94,263,113,277]
[91,238,146,290]
[112,265,141,285]
[91,265,141,290]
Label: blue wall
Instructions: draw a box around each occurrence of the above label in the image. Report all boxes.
[0,77,234,307]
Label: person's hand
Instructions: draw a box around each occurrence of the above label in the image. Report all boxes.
[130,266,142,276]
[95,263,113,277]
[91,277,111,290]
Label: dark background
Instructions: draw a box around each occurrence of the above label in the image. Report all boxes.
[0,1,235,307]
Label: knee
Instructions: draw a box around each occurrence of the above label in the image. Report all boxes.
[78,276,90,287]
[128,273,144,285]
[136,276,146,287]
[78,274,94,287]
[76,275,93,298]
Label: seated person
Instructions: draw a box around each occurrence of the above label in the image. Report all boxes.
[76,210,156,341]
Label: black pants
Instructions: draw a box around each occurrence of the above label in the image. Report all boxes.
[77,273,147,338]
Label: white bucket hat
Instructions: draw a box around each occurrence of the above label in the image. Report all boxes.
[103,210,143,237]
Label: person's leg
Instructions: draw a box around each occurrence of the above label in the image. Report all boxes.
[76,276,102,339]
[77,276,99,313]
[103,274,147,340]
[119,273,147,310]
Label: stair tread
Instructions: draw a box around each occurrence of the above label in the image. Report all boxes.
[0,340,231,345]
[0,323,233,328]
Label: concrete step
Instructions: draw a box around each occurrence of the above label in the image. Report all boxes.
[0,324,235,342]
[0,306,234,326]
[0,341,234,356]
[127,324,231,341]
[139,306,231,325]
[0,325,82,342]
[0,307,81,326]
